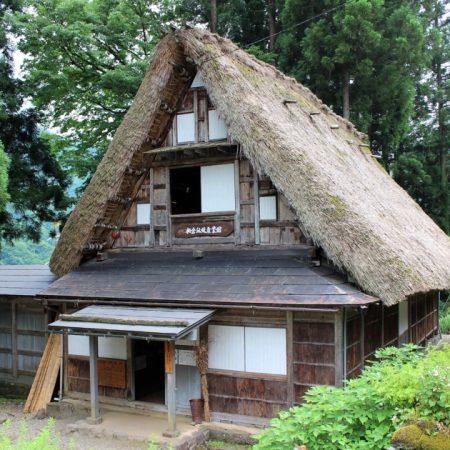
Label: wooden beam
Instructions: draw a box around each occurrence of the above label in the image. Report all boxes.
[143,141,235,155]
[88,335,102,424]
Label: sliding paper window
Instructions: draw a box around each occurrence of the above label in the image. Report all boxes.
[208,325,286,375]
[170,163,235,214]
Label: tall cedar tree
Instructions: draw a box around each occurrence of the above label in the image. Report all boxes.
[392,0,449,232]
[0,0,70,242]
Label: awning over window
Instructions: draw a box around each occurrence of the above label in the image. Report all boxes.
[48,305,215,340]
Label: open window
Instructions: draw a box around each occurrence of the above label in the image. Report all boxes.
[170,163,235,215]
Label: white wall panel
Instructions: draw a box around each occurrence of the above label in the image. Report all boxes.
[259,196,277,220]
[176,113,195,143]
[208,325,245,371]
[208,110,228,141]
[68,335,127,360]
[201,163,235,212]
[136,203,151,225]
[244,327,286,375]
[191,72,205,88]
[399,301,409,335]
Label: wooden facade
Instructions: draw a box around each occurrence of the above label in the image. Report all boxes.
[60,296,439,419]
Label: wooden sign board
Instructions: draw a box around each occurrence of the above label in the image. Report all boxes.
[165,341,174,373]
[98,359,127,389]
[174,222,233,238]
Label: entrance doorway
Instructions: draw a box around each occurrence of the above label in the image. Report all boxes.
[133,340,165,403]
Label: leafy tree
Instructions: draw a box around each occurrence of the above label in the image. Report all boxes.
[0,0,70,243]
[12,0,177,180]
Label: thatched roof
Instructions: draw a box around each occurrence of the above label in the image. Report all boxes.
[50,29,450,306]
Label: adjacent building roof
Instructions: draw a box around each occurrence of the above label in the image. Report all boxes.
[42,249,377,307]
[49,29,450,306]
[0,265,56,297]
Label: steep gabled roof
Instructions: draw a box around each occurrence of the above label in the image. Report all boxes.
[50,29,450,306]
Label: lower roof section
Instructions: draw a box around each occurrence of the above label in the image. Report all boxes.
[48,305,215,340]
[0,265,56,297]
[40,248,378,307]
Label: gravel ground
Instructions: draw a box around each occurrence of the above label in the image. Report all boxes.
[0,401,148,450]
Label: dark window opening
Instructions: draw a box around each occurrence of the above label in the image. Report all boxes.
[170,166,201,214]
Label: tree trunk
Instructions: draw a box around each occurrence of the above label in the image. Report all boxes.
[267,0,276,52]
[342,68,350,120]
[210,0,217,33]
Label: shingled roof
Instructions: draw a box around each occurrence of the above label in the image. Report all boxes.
[50,29,450,306]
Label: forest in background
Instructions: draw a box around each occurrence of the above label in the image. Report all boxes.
[0,0,448,264]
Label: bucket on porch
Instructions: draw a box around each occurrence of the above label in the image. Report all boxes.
[189,398,204,424]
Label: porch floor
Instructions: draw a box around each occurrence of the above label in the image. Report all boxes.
[47,397,259,449]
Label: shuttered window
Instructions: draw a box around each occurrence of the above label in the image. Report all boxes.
[208,325,286,375]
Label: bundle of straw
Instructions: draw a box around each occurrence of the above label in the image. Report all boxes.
[196,339,210,421]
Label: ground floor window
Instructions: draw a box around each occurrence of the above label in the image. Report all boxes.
[208,325,286,375]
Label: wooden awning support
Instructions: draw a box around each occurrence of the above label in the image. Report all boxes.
[163,341,179,437]
[87,335,102,424]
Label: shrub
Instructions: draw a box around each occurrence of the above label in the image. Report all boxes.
[254,344,450,450]
[0,418,61,450]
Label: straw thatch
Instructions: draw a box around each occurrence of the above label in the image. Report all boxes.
[50,29,450,306]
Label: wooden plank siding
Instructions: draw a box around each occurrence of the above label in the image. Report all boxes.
[67,356,128,399]
[110,83,307,249]
[0,298,47,385]
[292,311,336,404]
[208,372,288,418]
[409,292,439,344]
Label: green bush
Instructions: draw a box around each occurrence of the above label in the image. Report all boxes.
[254,344,450,450]
[440,306,450,334]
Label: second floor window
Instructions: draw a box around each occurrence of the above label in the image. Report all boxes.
[170,163,235,215]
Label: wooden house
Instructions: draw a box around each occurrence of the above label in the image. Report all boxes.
[0,265,55,388]
[36,29,450,433]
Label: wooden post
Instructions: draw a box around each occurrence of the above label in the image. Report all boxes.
[253,172,260,244]
[335,309,344,387]
[163,341,179,437]
[286,311,294,406]
[149,168,155,247]
[166,167,172,247]
[88,335,102,424]
[11,300,17,379]
[234,159,241,245]
[360,308,365,370]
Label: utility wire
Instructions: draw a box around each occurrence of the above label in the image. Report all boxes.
[200,2,347,64]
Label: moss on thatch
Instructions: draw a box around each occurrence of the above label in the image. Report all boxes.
[50,29,450,306]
